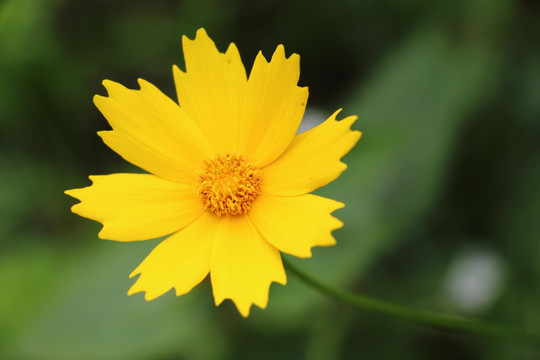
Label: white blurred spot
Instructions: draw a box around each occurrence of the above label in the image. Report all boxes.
[442,245,506,314]
[297,107,326,134]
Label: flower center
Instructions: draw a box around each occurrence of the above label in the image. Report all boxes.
[197,154,262,216]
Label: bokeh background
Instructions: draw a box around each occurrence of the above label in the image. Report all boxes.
[1,0,539,359]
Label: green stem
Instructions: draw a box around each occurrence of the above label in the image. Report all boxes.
[283,257,539,344]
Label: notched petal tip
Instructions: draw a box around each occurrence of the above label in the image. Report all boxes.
[288,52,300,64]
[144,292,161,301]
[214,298,253,318]
[333,217,345,230]
[174,286,193,297]
[239,309,251,318]
[274,44,285,56]
[332,200,346,211]
[273,44,297,60]
[128,275,171,301]
[172,64,184,76]
[183,27,211,46]
[225,42,239,55]
[331,108,343,117]
[294,249,313,259]
[96,130,108,139]
[101,79,114,88]
[64,188,77,197]
[127,287,137,296]
[98,79,133,101]
[329,108,357,123]
[136,78,151,90]
[328,109,362,145]
[212,273,287,317]
[270,44,300,65]
[195,27,209,37]
[129,266,141,278]
[98,224,128,240]
[127,274,148,297]
[126,281,151,299]
[92,94,107,107]
[100,78,152,98]
[129,289,164,302]
[101,79,123,93]
[97,230,108,240]
[65,189,85,216]
[331,109,360,129]
[64,178,93,200]
[254,50,268,64]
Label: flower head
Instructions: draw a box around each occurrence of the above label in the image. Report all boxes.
[66,28,361,317]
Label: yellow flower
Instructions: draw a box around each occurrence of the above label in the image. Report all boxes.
[65,28,361,317]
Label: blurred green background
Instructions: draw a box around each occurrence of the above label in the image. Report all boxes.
[1,0,539,359]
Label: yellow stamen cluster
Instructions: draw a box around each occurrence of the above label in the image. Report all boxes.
[197,154,262,216]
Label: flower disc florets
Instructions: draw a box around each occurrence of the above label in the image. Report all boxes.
[197,154,262,216]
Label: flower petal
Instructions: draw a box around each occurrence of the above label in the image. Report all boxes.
[210,216,286,317]
[249,193,344,258]
[262,110,361,196]
[128,212,220,300]
[65,174,204,241]
[173,28,247,153]
[94,79,212,184]
[238,45,309,167]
